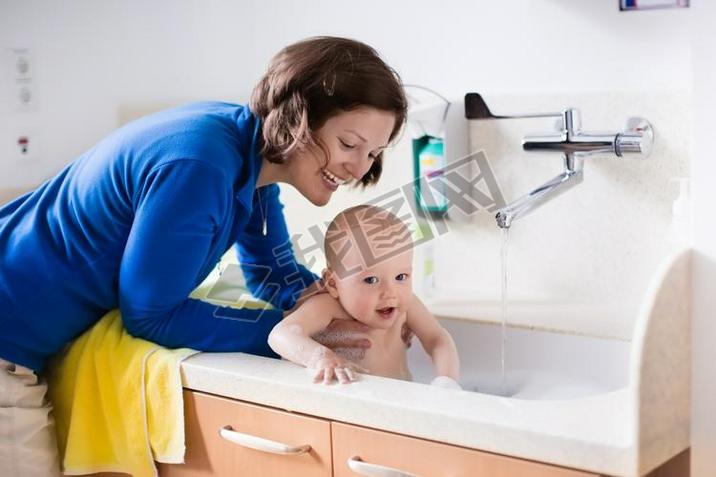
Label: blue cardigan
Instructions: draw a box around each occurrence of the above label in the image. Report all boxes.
[0,102,318,372]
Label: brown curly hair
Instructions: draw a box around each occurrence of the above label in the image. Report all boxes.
[249,36,408,187]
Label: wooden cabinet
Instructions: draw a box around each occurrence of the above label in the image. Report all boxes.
[158,390,332,477]
[331,421,598,477]
[77,389,686,477]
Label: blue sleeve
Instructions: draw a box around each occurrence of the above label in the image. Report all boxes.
[235,185,319,311]
[118,159,281,357]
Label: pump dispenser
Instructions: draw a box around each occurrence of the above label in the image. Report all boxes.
[405,89,469,221]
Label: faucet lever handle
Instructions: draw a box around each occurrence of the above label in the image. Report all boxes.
[615,118,654,158]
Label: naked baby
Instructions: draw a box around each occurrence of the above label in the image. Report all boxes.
[268,205,460,387]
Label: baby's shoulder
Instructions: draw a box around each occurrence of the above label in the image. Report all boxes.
[308,292,351,320]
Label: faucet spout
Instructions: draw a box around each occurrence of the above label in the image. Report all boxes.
[495,156,583,229]
[493,108,652,229]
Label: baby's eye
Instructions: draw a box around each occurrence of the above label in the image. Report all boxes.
[395,273,409,281]
[339,139,356,150]
[363,276,379,284]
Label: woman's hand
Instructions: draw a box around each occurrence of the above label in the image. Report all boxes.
[294,284,414,363]
[313,319,372,360]
[401,322,414,348]
[314,317,413,358]
[309,348,368,384]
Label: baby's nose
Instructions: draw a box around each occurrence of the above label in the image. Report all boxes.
[380,284,396,299]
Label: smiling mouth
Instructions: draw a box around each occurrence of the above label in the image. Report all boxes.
[376,306,396,319]
[321,168,348,186]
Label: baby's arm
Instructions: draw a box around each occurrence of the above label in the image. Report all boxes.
[268,293,367,384]
[406,295,460,385]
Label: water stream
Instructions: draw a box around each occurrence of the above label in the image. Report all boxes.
[500,227,510,396]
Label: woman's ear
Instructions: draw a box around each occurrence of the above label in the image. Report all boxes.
[322,268,340,299]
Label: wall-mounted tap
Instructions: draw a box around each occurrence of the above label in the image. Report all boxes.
[494,108,653,229]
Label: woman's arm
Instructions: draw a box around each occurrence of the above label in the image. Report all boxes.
[406,295,460,382]
[118,160,284,357]
[234,185,319,311]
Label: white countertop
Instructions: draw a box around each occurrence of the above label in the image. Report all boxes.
[181,251,693,477]
[180,352,635,476]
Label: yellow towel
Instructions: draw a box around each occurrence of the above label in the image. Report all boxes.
[47,310,198,477]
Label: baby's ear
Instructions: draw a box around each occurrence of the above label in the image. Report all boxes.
[322,268,340,299]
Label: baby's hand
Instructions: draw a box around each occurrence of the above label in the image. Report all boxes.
[430,376,462,390]
[310,350,368,385]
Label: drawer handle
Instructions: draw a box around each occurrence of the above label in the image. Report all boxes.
[219,425,311,455]
[347,456,422,477]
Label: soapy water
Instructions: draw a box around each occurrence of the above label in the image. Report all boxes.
[458,369,606,400]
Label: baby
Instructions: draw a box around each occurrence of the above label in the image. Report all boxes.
[268,205,460,387]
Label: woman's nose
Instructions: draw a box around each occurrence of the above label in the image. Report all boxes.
[344,155,373,181]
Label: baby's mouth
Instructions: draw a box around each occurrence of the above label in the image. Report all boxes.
[376,306,396,319]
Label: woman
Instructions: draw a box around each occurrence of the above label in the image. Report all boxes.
[0,36,407,475]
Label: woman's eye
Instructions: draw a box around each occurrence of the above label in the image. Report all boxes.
[363,276,379,284]
[339,139,356,150]
[396,273,409,281]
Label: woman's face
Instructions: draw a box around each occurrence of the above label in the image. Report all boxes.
[286,107,396,206]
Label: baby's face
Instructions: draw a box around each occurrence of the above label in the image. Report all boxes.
[328,245,413,329]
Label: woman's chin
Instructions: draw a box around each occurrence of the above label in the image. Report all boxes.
[307,192,332,206]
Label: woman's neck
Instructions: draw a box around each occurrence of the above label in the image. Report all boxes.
[256,157,289,188]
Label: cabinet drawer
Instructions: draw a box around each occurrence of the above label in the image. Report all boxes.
[332,422,598,477]
[159,390,332,477]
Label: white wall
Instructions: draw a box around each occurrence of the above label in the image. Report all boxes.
[0,0,691,189]
[434,91,688,339]
[1,1,692,333]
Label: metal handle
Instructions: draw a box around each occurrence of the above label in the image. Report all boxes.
[464,92,562,120]
[522,110,654,159]
[219,425,311,455]
[347,456,423,477]
[615,117,654,157]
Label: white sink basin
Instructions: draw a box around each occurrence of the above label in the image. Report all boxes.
[407,318,631,400]
[181,250,690,477]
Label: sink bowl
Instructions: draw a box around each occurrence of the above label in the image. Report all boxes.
[182,250,689,477]
[407,317,631,400]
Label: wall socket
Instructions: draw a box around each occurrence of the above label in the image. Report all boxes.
[4,49,40,161]
[7,48,36,111]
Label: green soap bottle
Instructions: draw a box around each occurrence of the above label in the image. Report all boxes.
[414,136,448,215]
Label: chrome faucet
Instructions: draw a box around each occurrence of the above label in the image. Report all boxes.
[495,108,653,228]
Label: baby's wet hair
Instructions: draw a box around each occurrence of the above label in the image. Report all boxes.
[324,205,412,276]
